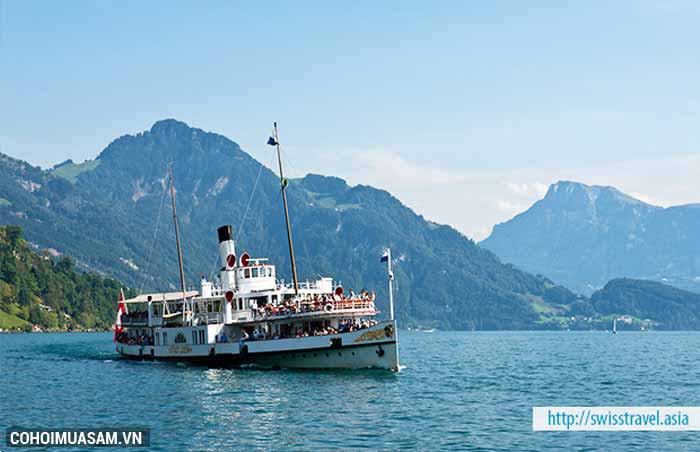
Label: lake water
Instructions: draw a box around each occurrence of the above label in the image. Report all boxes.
[1,331,699,451]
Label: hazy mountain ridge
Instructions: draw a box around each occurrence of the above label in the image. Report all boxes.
[591,278,700,330]
[481,181,700,295]
[4,120,700,330]
[1,119,591,329]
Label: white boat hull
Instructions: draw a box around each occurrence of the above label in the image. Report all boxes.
[244,341,398,370]
[116,320,399,371]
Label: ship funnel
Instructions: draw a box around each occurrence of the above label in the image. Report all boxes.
[218,225,233,243]
[217,224,237,287]
[218,225,236,269]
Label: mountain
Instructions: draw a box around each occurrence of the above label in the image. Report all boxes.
[481,181,700,295]
[0,119,587,330]
[0,225,128,331]
[591,278,700,330]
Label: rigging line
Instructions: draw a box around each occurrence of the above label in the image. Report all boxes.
[278,148,317,278]
[207,246,220,282]
[235,151,271,243]
[138,171,170,294]
[279,146,304,182]
[207,151,275,281]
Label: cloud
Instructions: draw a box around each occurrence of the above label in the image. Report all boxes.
[496,200,524,215]
[286,141,700,241]
[508,182,548,197]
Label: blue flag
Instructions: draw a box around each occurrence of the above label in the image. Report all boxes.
[267,136,278,146]
[381,251,389,262]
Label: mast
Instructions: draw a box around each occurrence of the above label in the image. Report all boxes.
[272,122,299,294]
[168,164,188,316]
[387,248,395,321]
[385,247,399,371]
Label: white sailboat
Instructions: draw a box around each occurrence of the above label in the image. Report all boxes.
[114,123,399,371]
[612,318,617,334]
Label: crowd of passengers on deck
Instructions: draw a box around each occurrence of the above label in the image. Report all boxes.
[115,332,153,345]
[231,318,378,342]
[253,289,375,319]
[116,317,378,345]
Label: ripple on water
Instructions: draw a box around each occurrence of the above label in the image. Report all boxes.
[2,331,700,451]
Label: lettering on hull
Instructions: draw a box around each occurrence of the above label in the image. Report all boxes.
[168,345,192,354]
[354,324,394,343]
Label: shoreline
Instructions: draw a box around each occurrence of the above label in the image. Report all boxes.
[3,328,700,334]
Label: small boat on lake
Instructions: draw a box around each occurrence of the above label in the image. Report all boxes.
[114,123,399,371]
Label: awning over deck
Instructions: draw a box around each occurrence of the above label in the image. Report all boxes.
[123,290,199,304]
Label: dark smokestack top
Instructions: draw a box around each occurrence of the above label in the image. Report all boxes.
[217,225,233,243]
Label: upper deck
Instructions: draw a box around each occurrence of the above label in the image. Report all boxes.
[117,224,379,330]
[119,281,377,328]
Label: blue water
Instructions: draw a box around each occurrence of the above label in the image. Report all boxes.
[1,331,699,451]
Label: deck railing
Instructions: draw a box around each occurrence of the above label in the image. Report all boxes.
[251,299,376,321]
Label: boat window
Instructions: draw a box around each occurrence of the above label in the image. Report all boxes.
[192,331,197,344]
[245,268,250,278]
[163,332,168,345]
[252,267,259,278]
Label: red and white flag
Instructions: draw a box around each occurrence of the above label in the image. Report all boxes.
[113,289,126,342]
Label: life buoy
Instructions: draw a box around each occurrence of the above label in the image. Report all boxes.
[324,303,334,312]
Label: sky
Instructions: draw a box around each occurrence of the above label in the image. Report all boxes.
[1,1,699,240]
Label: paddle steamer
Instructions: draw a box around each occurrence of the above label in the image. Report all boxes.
[114,123,399,371]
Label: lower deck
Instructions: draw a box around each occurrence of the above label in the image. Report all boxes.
[116,320,399,371]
